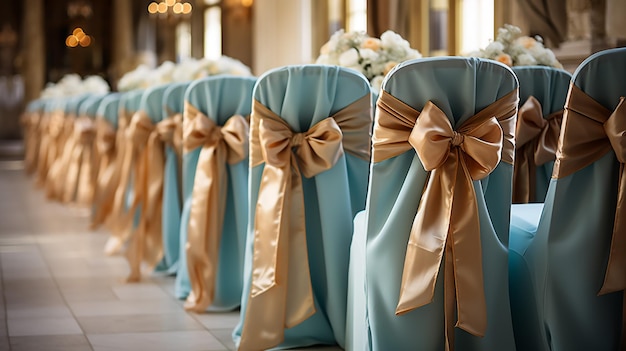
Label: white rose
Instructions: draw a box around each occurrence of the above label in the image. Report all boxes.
[485,41,505,55]
[515,53,537,66]
[359,48,379,62]
[339,48,360,67]
[370,75,385,94]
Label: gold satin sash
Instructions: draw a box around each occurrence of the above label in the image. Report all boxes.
[45,111,72,200]
[22,111,41,174]
[36,112,51,186]
[552,84,626,299]
[513,96,563,203]
[119,111,165,281]
[373,89,518,350]
[63,116,96,205]
[182,102,249,312]
[91,119,119,228]
[239,93,371,351]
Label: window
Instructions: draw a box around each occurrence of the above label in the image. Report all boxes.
[347,0,366,32]
[204,0,222,59]
[460,0,494,54]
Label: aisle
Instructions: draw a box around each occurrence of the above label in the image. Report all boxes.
[0,160,340,351]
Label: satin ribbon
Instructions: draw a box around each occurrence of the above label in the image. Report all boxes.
[35,113,51,187]
[239,93,371,351]
[91,119,119,228]
[21,111,41,174]
[117,111,165,281]
[61,116,96,205]
[552,85,626,323]
[372,89,518,350]
[182,102,249,312]
[44,111,71,200]
[513,96,563,203]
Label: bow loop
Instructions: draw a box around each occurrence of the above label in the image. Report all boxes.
[156,116,179,145]
[517,96,548,147]
[604,97,626,164]
[96,119,116,154]
[74,117,96,145]
[460,117,504,181]
[221,114,250,164]
[127,111,155,146]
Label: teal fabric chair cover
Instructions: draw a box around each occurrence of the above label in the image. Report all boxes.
[349,57,518,351]
[119,90,144,226]
[175,75,255,312]
[96,93,122,128]
[509,47,626,351]
[79,94,107,118]
[157,82,189,275]
[511,66,571,203]
[233,65,372,350]
[507,66,570,351]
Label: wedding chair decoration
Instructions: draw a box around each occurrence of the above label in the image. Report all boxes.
[91,93,123,230]
[175,76,255,313]
[233,65,372,350]
[156,82,188,275]
[512,67,571,203]
[106,89,144,258]
[347,57,519,351]
[62,94,107,207]
[35,99,58,187]
[22,99,45,175]
[509,47,626,351]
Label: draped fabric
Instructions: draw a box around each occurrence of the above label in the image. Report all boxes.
[372,89,517,350]
[119,110,165,281]
[44,111,72,200]
[239,92,371,351]
[91,118,119,228]
[183,103,249,312]
[517,0,567,47]
[63,116,96,206]
[512,96,563,203]
[553,85,625,314]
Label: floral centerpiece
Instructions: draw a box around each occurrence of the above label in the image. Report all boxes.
[41,74,110,98]
[316,29,422,93]
[467,24,563,69]
[117,56,253,92]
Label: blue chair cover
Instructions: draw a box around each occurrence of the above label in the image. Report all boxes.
[509,47,626,351]
[157,82,189,275]
[233,65,372,349]
[349,57,518,351]
[512,66,571,203]
[96,93,122,128]
[175,75,255,312]
[118,90,144,228]
[508,66,570,351]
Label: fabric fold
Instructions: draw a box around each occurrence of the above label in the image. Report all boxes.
[239,93,371,351]
[182,102,249,312]
[512,96,563,203]
[552,84,626,304]
[372,89,518,350]
[91,119,119,229]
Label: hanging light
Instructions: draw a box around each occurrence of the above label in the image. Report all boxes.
[147,0,193,22]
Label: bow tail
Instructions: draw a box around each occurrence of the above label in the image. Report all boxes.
[240,163,292,351]
[141,135,166,268]
[185,145,227,312]
[444,239,455,351]
[91,153,118,229]
[396,163,455,315]
[450,158,487,337]
[599,163,626,295]
[285,159,315,328]
[75,145,95,206]
[512,145,536,203]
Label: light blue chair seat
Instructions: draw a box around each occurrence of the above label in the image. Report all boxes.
[233,65,372,350]
[175,75,255,312]
[348,57,519,351]
[509,47,626,351]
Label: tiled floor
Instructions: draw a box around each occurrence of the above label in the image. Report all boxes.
[0,159,341,351]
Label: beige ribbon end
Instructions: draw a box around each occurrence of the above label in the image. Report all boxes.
[455,319,487,338]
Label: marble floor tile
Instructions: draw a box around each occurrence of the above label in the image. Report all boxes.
[87,330,227,351]
[193,311,241,329]
[9,335,93,351]
[77,313,204,334]
[68,299,183,317]
[8,316,83,336]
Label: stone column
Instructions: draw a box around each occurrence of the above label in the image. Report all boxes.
[111,0,134,89]
[590,0,609,52]
[191,0,205,59]
[21,0,45,103]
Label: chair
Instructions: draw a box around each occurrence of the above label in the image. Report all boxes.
[122,84,173,281]
[22,99,45,175]
[175,75,255,313]
[155,82,189,275]
[347,57,518,351]
[106,89,144,258]
[91,92,122,229]
[509,47,626,351]
[511,66,571,204]
[233,65,372,350]
[507,66,570,351]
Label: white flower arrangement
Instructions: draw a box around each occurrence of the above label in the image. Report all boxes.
[117,56,253,92]
[41,74,110,98]
[316,29,422,93]
[467,24,563,69]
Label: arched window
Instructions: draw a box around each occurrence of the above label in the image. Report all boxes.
[204,0,222,59]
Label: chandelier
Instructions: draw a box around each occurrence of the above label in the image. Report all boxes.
[148,0,193,21]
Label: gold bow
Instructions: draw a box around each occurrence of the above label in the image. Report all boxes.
[22,111,41,174]
[45,111,72,200]
[63,116,96,205]
[513,96,563,203]
[91,118,119,229]
[239,93,371,351]
[373,89,517,351]
[552,84,626,299]
[182,102,249,312]
[36,113,51,187]
[116,110,165,281]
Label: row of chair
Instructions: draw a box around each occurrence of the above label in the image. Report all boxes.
[20,47,625,351]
